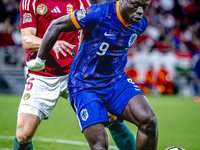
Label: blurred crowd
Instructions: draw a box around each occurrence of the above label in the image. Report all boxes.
[1,0,199,51]
[125,0,200,100]
[0,0,21,46]
[0,0,200,99]
[126,63,175,95]
[137,0,200,55]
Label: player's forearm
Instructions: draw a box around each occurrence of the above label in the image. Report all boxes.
[37,21,62,60]
[37,15,77,60]
[22,34,42,51]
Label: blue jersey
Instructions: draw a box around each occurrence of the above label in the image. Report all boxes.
[69,1,147,93]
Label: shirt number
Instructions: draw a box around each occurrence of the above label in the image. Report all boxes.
[96,42,109,56]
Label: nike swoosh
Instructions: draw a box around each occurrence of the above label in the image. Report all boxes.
[104,32,115,36]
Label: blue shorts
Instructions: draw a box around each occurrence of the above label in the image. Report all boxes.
[69,74,144,131]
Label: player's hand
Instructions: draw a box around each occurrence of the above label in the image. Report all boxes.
[26,57,46,71]
[53,40,75,59]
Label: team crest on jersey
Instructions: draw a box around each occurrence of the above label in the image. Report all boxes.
[23,93,31,100]
[37,4,48,15]
[76,9,86,20]
[66,4,73,14]
[128,33,138,47]
[23,13,32,24]
[80,109,89,121]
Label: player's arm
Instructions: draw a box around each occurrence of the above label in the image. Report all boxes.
[27,5,101,71]
[33,4,102,61]
[26,14,77,71]
[37,14,77,60]
[21,27,42,51]
[36,5,101,61]
[21,26,74,58]
[20,0,42,52]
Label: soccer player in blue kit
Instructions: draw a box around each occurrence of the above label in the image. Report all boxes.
[27,0,158,149]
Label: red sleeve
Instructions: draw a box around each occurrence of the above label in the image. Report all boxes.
[79,0,91,9]
[20,0,37,29]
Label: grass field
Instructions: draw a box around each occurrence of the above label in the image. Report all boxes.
[0,94,199,150]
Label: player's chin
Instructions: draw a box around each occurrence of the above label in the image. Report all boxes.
[130,18,141,25]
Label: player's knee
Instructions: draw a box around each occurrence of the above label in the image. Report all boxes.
[87,132,108,150]
[139,112,158,137]
[16,134,33,144]
[83,124,108,150]
[16,128,33,144]
[93,143,108,150]
[91,140,108,150]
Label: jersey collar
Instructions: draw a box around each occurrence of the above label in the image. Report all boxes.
[116,1,131,26]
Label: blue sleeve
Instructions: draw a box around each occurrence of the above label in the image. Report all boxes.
[73,4,102,30]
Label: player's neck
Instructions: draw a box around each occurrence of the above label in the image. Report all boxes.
[118,1,130,25]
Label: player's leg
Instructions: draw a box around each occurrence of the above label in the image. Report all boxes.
[82,106,136,150]
[13,75,61,150]
[69,90,110,150]
[107,75,158,150]
[83,123,108,150]
[122,94,158,150]
[107,113,136,150]
[14,112,41,150]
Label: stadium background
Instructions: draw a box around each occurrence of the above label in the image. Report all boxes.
[0,0,200,149]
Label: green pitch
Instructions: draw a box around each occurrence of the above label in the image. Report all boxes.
[0,94,199,150]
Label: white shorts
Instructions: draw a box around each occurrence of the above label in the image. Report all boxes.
[18,74,69,121]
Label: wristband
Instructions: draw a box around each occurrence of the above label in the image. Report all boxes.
[35,57,46,64]
[27,56,46,71]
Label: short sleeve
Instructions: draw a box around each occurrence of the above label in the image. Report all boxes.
[71,4,102,30]
[79,0,91,9]
[20,0,37,29]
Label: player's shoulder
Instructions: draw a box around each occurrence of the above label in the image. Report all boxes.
[142,16,148,25]
[79,0,91,7]
[134,15,148,33]
[141,15,148,30]
[100,1,116,10]
[88,1,115,11]
[20,0,38,11]
[20,0,36,7]
[86,1,115,18]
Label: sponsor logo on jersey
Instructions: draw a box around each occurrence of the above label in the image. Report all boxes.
[128,33,137,47]
[37,4,48,15]
[104,32,115,36]
[76,9,86,20]
[23,13,32,24]
[51,6,61,13]
[67,4,73,14]
[80,109,89,121]
[23,93,31,100]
